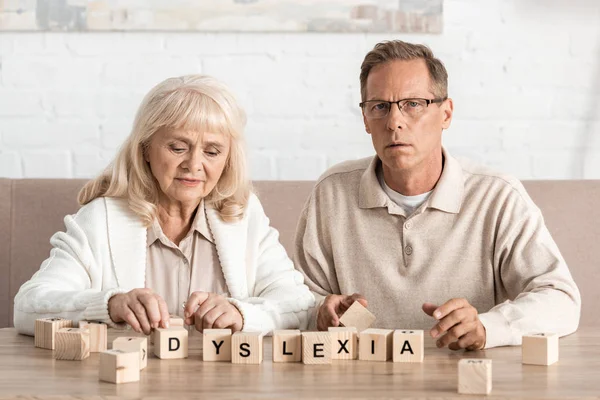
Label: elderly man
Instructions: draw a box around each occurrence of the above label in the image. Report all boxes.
[294,40,580,350]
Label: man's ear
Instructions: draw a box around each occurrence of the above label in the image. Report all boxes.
[363,113,372,135]
[441,98,454,130]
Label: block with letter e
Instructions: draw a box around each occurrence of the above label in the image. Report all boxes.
[232,332,264,364]
[302,332,331,365]
[203,329,232,362]
[273,329,302,363]
[154,327,188,359]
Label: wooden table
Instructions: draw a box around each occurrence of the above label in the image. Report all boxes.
[0,327,598,399]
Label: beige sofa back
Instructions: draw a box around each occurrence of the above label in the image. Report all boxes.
[1,178,598,329]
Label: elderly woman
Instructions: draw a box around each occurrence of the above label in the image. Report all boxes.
[14,75,314,336]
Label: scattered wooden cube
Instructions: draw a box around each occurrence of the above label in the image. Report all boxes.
[393,329,424,363]
[34,317,73,350]
[339,301,376,332]
[203,329,232,362]
[54,328,90,361]
[273,330,302,363]
[232,332,264,364]
[154,328,188,359]
[112,337,148,370]
[359,328,393,362]
[458,359,492,395]
[522,333,559,366]
[99,349,140,384]
[302,332,332,365]
[328,327,358,360]
[79,321,107,352]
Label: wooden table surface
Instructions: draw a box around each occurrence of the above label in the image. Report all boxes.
[0,327,598,399]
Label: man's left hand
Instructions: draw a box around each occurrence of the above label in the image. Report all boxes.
[422,298,486,351]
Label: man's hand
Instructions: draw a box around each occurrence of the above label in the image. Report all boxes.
[317,293,368,331]
[184,291,243,333]
[108,289,170,335]
[422,298,486,351]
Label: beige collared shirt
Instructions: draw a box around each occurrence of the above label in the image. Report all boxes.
[145,201,228,318]
[294,148,581,348]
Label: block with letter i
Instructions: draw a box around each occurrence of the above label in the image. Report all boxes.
[393,329,424,363]
[232,332,264,364]
[339,301,376,332]
[359,328,393,361]
[329,327,357,360]
[79,321,107,352]
[522,333,559,365]
[99,349,140,384]
[34,317,73,350]
[273,330,302,363]
[54,328,90,361]
[302,332,331,365]
[113,337,148,370]
[203,329,232,362]
[458,359,492,395]
[154,327,188,359]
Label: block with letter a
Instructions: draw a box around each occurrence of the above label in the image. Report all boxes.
[232,332,264,364]
[393,329,424,363]
[302,332,332,365]
[203,329,232,362]
[273,329,302,363]
[154,327,188,359]
[328,327,357,360]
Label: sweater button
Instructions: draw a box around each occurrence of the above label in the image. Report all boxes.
[405,245,413,255]
[405,221,412,229]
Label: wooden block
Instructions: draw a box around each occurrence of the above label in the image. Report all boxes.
[393,329,424,363]
[302,332,332,365]
[338,301,376,332]
[273,329,302,363]
[203,329,232,362]
[113,337,148,370]
[522,333,559,365]
[328,327,358,360]
[154,328,188,359]
[150,315,185,344]
[54,328,90,361]
[34,318,73,350]
[458,359,492,395]
[232,332,264,364]
[359,328,393,362]
[99,349,140,384]
[79,321,107,352]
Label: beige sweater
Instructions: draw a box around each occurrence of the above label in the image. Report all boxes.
[294,149,581,348]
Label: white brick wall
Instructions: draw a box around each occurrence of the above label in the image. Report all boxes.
[1,0,599,180]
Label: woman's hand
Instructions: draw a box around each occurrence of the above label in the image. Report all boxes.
[184,291,243,333]
[108,289,170,335]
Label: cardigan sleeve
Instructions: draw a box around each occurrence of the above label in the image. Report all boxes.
[226,195,315,334]
[13,201,127,336]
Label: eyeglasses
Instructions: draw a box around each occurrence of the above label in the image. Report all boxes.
[359,97,447,120]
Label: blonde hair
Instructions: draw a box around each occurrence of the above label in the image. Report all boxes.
[78,75,251,225]
[360,40,448,101]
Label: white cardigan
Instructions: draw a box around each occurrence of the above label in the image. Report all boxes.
[14,195,315,335]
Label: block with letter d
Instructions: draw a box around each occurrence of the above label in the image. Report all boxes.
[203,329,232,362]
[273,329,302,363]
[154,327,188,359]
[232,332,264,364]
